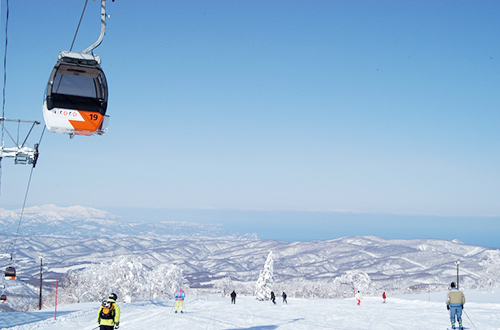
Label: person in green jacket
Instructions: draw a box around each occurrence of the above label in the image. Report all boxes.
[97,293,120,330]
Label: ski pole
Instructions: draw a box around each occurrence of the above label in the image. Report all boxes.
[463,309,477,329]
[179,299,186,313]
[170,301,175,313]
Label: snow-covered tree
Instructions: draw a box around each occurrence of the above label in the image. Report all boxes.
[148,263,185,300]
[58,256,188,304]
[254,251,274,301]
[214,276,233,297]
[61,256,148,303]
[332,270,373,297]
[478,251,500,288]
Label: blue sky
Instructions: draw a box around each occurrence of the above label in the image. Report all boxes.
[1,1,499,246]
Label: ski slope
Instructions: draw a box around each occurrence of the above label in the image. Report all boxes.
[1,290,500,329]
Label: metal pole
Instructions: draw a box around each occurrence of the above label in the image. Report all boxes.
[455,261,460,289]
[54,278,58,320]
[0,117,41,124]
[38,257,42,310]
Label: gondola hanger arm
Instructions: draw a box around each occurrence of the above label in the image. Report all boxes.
[82,0,109,54]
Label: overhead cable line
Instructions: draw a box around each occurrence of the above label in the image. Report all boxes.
[1,0,8,127]
[4,125,45,257]
[0,0,9,196]
[0,0,46,259]
[70,0,89,52]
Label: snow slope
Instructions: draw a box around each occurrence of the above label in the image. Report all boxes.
[1,290,500,330]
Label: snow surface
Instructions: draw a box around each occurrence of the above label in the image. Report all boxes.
[1,290,500,330]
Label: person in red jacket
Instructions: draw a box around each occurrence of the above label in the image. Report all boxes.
[382,292,386,303]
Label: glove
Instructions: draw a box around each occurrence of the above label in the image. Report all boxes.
[447,305,450,310]
[461,304,464,309]
[115,322,120,329]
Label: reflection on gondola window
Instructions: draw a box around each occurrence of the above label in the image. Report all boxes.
[53,74,97,98]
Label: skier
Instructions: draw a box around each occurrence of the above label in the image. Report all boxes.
[282,292,287,304]
[230,290,237,304]
[270,291,276,304]
[97,293,120,330]
[446,282,465,330]
[355,290,362,305]
[382,291,386,303]
[174,287,186,313]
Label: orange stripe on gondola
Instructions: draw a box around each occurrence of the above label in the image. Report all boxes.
[69,111,104,135]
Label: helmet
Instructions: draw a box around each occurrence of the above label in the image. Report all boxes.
[102,298,110,307]
[109,293,118,301]
[451,282,456,288]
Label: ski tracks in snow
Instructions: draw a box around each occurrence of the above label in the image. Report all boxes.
[3,292,500,329]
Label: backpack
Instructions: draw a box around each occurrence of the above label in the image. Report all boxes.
[100,303,115,320]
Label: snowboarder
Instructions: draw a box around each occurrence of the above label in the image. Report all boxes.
[355,291,362,305]
[174,287,185,313]
[446,282,465,330]
[382,291,386,303]
[230,290,237,304]
[282,292,287,304]
[97,293,120,330]
[270,291,276,304]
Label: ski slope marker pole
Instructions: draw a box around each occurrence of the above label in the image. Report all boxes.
[54,277,58,320]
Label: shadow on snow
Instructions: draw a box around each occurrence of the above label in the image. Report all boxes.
[0,310,75,328]
[225,318,305,330]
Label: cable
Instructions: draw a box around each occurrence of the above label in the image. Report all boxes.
[70,0,89,52]
[8,167,34,255]
[6,126,45,257]
[0,0,9,197]
[1,0,8,134]
[0,0,46,259]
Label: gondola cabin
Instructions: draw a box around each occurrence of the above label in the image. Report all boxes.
[5,267,15,280]
[43,51,109,136]
[0,294,6,302]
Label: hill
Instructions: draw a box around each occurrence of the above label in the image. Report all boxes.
[0,205,499,295]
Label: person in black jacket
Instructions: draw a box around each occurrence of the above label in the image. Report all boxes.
[230,290,237,304]
[270,291,276,304]
[282,292,287,304]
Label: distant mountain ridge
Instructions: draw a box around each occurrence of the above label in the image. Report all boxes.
[1,205,499,294]
[0,204,255,239]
